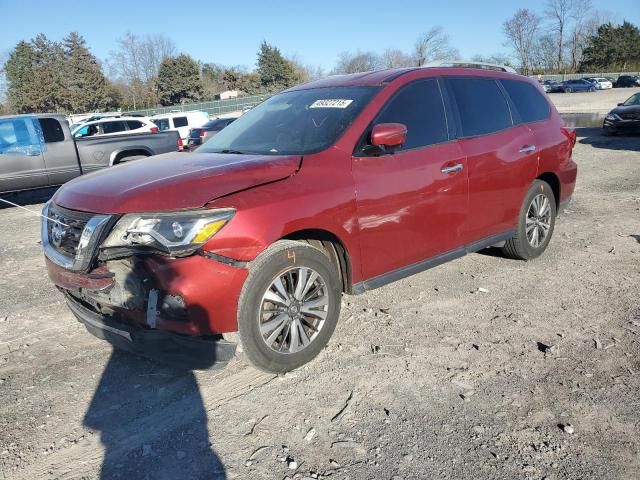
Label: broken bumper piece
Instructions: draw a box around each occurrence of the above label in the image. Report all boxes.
[65,295,237,370]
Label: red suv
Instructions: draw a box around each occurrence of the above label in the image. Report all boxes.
[42,65,577,372]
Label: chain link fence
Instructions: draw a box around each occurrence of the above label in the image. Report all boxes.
[128,93,275,118]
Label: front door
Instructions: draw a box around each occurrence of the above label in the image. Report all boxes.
[0,116,48,194]
[353,78,468,281]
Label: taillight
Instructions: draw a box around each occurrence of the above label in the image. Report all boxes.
[560,127,576,148]
[150,126,159,133]
[177,136,183,151]
[199,129,205,137]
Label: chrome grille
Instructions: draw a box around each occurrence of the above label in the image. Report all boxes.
[41,202,112,272]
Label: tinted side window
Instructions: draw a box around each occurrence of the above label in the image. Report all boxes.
[448,78,512,137]
[126,120,143,130]
[102,121,127,134]
[38,118,65,143]
[154,118,170,130]
[173,117,188,128]
[375,79,448,150]
[500,79,550,123]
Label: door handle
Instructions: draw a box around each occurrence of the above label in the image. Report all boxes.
[440,163,464,174]
[519,145,536,153]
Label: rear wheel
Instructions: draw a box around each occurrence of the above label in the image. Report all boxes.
[589,87,596,92]
[564,87,573,93]
[237,240,341,373]
[501,180,556,260]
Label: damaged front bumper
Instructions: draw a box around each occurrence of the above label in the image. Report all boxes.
[65,293,236,369]
[45,248,249,367]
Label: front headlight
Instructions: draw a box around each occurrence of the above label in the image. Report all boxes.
[606,113,622,121]
[102,208,235,256]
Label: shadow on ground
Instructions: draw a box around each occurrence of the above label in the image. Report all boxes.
[84,349,226,479]
[0,187,58,209]
[577,127,640,152]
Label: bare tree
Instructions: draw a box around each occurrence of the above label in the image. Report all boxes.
[287,54,324,82]
[333,51,382,74]
[108,32,176,107]
[381,49,414,68]
[469,53,512,66]
[413,27,459,66]
[503,8,542,75]
[568,0,592,71]
[545,0,574,70]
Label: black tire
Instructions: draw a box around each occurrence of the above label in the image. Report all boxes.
[589,87,596,92]
[564,88,572,93]
[501,180,557,260]
[237,240,341,373]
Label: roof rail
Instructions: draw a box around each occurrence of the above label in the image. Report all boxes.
[422,61,518,74]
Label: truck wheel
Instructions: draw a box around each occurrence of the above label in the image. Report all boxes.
[237,240,341,373]
[501,180,556,260]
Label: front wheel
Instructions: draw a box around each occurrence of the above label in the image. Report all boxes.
[589,87,596,92]
[501,180,556,260]
[564,88,572,93]
[237,240,341,373]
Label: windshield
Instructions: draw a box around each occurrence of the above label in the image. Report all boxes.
[199,86,380,155]
[623,93,640,106]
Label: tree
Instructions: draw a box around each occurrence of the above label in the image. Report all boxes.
[579,21,640,71]
[413,27,459,66]
[568,0,592,71]
[503,9,542,75]
[469,53,512,66]
[545,0,574,70]
[333,50,382,74]
[108,32,176,108]
[156,54,204,106]
[61,32,113,112]
[4,41,36,112]
[256,41,300,90]
[381,49,414,68]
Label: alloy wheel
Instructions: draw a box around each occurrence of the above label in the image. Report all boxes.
[526,194,552,248]
[259,266,329,354]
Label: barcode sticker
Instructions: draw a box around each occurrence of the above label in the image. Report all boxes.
[309,99,353,109]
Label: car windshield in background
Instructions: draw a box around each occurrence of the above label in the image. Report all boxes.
[199,86,380,156]
[204,119,232,131]
[622,94,640,106]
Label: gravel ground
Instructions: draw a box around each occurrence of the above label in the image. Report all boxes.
[549,86,640,113]
[1,128,639,480]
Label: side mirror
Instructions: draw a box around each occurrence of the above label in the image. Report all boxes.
[371,123,407,148]
[617,103,624,106]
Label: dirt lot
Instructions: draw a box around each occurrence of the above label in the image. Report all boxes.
[1,128,639,480]
[549,86,640,113]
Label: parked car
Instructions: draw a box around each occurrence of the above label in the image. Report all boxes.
[72,116,158,138]
[615,75,640,88]
[542,80,563,93]
[582,77,613,90]
[41,65,577,373]
[187,117,237,148]
[151,111,209,143]
[561,79,596,93]
[603,92,640,135]
[0,114,182,195]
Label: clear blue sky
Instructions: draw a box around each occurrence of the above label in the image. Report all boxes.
[1,0,639,71]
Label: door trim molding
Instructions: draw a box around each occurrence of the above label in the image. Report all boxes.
[352,230,514,294]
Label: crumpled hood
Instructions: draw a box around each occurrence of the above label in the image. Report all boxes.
[53,152,301,213]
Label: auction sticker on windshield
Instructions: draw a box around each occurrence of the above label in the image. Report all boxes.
[309,99,353,109]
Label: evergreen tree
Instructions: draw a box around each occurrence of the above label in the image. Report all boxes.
[156,54,203,106]
[30,34,65,112]
[4,40,37,113]
[579,21,640,71]
[62,32,113,112]
[256,41,300,90]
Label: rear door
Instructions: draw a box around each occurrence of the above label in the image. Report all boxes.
[172,116,189,140]
[38,117,80,186]
[353,78,469,280]
[0,116,48,193]
[446,76,538,243]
